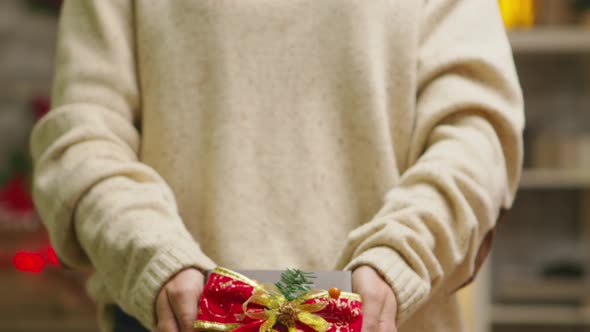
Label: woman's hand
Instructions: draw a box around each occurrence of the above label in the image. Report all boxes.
[155,268,205,332]
[352,266,398,332]
[155,266,397,331]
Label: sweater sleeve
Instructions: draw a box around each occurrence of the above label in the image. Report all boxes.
[336,0,524,324]
[30,0,216,328]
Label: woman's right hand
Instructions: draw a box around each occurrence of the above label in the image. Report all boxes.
[155,268,205,332]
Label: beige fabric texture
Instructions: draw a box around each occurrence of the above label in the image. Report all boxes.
[30,0,524,331]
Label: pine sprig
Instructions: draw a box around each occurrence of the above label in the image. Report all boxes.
[275,268,316,301]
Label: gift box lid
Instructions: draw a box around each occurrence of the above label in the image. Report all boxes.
[207,269,352,292]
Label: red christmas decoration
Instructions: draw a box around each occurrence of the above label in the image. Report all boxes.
[14,251,45,273]
[47,247,59,265]
[0,94,60,273]
[32,95,50,120]
[0,175,34,214]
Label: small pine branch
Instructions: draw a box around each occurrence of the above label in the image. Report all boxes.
[275,268,316,301]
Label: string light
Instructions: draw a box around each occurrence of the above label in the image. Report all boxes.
[498,0,535,29]
[10,246,60,273]
[47,247,59,265]
[14,252,45,273]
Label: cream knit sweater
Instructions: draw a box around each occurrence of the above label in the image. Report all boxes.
[31,1,523,331]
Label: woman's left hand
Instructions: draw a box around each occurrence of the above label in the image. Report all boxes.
[352,266,398,332]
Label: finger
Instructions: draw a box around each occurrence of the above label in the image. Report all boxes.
[354,266,398,332]
[379,289,398,332]
[353,266,390,332]
[354,276,383,331]
[156,289,180,332]
[167,283,200,332]
[361,290,386,332]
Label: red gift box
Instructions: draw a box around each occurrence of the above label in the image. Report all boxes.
[195,267,363,332]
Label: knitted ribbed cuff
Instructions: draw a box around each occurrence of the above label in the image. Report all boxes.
[129,241,216,329]
[345,246,430,324]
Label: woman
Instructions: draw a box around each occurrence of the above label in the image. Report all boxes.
[31,1,523,331]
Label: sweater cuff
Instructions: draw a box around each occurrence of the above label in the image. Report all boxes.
[128,241,216,329]
[344,246,430,324]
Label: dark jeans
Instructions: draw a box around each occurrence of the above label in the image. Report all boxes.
[113,306,149,332]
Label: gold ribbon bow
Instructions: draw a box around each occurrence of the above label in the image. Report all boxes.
[242,284,331,332]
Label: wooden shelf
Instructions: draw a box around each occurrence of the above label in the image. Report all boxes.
[520,169,590,189]
[0,319,98,332]
[509,28,590,53]
[492,304,590,325]
[496,278,590,302]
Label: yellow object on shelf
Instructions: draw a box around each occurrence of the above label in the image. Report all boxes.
[498,0,535,29]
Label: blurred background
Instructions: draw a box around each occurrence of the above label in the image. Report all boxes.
[1,0,590,331]
[0,1,98,332]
